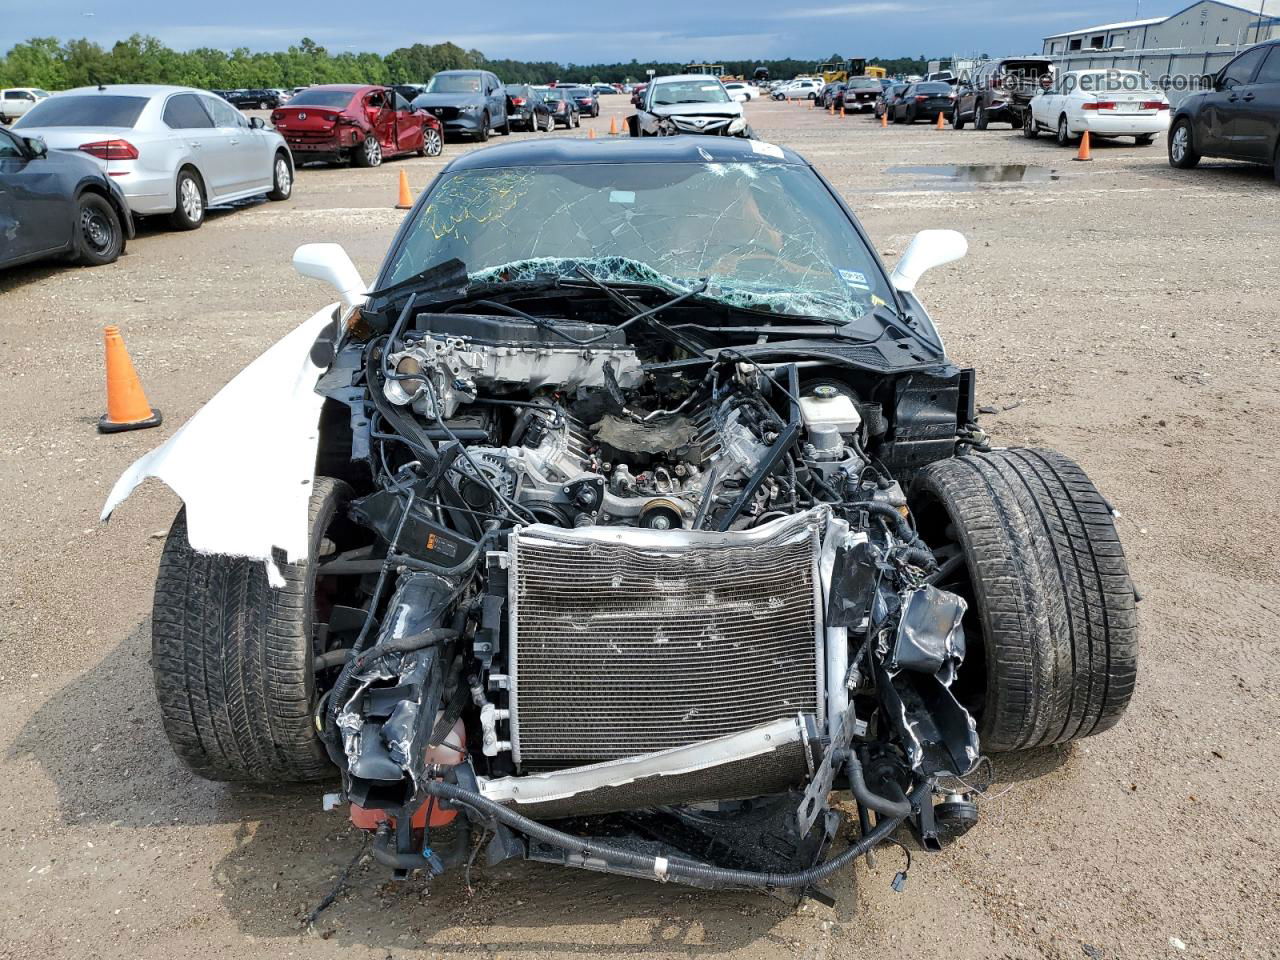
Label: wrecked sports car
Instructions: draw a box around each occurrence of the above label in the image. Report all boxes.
[105,138,1137,894]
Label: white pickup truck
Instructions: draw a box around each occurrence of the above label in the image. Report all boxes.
[0,88,50,124]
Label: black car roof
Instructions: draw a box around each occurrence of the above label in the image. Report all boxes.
[442,137,807,171]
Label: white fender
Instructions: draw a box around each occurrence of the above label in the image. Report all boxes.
[101,306,340,583]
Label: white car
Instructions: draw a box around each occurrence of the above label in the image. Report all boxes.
[772,79,823,101]
[1026,69,1170,146]
[0,87,50,124]
[634,75,750,137]
[722,82,759,102]
[13,84,294,230]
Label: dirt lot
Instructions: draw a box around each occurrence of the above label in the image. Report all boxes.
[1,97,1277,960]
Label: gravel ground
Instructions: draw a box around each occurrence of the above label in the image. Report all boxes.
[1,97,1277,960]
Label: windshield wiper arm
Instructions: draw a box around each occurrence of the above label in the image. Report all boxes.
[365,257,469,306]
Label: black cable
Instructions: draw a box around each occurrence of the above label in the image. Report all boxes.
[321,488,418,768]
[381,292,420,382]
[423,779,925,889]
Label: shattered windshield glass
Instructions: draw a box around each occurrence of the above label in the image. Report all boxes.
[383,161,891,323]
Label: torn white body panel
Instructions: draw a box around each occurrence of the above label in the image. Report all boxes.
[101,305,339,574]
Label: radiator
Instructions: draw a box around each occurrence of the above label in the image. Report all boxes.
[507,509,826,771]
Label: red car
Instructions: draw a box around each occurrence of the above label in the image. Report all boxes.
[270,84,443,167]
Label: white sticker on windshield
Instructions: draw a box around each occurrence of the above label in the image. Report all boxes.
[749,140,784,159]
[839,269,870,290]
[609,190,635,204]
[700,85,720,91]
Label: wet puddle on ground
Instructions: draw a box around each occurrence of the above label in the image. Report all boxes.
[884,164,1060,191]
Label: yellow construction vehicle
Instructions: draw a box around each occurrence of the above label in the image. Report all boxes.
[819,59,884,84]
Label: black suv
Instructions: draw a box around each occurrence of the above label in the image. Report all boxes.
[1169,40,1280,181]
[953,57,1053,129]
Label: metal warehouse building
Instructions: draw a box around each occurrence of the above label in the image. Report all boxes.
[1043,1,1278,56]
[1041,0,1280,102]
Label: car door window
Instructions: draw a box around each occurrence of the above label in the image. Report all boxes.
[163,93,215,129]
[393,92,413,112]
[1253,45,1280,84]
[1222,46,1268,89]
[203,96,245,129]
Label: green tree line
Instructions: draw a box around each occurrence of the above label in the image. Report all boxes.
[0,34,930,90]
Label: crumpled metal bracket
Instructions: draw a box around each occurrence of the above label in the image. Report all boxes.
[795,702,867,837]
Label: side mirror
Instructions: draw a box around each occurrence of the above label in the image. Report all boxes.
[293,243,366,309]
[890,229,968,293]
[23,137,48,158]
[249,116,265,129]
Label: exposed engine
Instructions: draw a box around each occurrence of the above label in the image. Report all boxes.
[313,302,984,888]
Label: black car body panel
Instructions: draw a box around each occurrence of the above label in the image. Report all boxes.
[0,126,132,270]
[540,88,581,128]
[876,83,909,118]
[894,83,956,123]
[568,86,599,117]
[1173,40,1280,169]
[504,85,553,129]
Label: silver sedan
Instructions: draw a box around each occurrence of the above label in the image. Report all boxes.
[13,84,294,230]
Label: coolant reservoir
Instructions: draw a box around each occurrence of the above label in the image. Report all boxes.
[799,384,862,435]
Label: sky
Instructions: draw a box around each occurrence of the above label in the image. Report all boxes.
[5,1,1249,62]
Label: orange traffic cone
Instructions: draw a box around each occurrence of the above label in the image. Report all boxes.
[394,170,413,209]
[587,127,596,139]
[936,111,945,129]
[609,115,618,135]
[881,111,888,128]
[1074,130,1093,161]
[98,325,161,433]
[840,105,846,117]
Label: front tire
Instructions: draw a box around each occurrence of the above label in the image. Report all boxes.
[975,104,989,130]
[74,192,124,266]
[952,106,966,130]
[912,450,1138,752]
[1023,112,1039,139]
[266,152,292,200]
[421,126,443,156]
[1169,118,1200,168]
[152,477,356,783]
[169,168,205,230]
[476,112,490,142]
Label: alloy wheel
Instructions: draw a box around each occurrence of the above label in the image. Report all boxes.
[424,128,442,156]
[274,157,291,197]
[1171,125,1188,163]
[365,137,382,166]
[180,176,203,223]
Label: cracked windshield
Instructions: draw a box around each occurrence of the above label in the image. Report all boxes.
[385,161,891,322]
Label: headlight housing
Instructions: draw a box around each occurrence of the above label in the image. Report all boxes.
[461,104,482,114]
[728,117,747,134]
